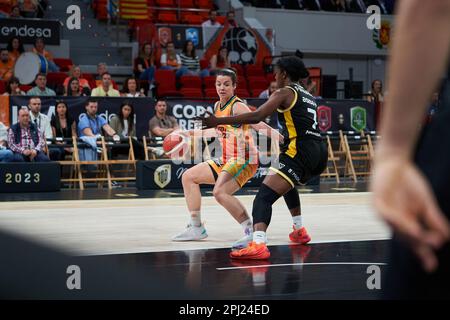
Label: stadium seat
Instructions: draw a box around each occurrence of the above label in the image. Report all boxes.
[231,64,245,76]
[237,76,248,89]
[19,85,32,93]
[196,0,213,9]
[155,69,179,97]
[179,0,195,8]
[53,58,73,72]
[181,14,204,25]
[246,65,265,77]
[180,76,202,89]
[203,76,216,88]
[157,12,178,24]
[200,59,209,70]
[247,76,269,90]
[46,72,68,87]
[236,88,251,98]
[204,88,217,98]
[0,80,5,94]
[252,88,266,98]
[155,0,175,6]
[265,73,275,83]
[180,88,203,98]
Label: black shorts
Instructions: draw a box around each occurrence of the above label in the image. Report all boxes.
[270,138,328,186]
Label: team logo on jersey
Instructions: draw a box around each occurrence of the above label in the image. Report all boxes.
[350,107,367,131]
[154,164,171,189]
[317,105,332,132]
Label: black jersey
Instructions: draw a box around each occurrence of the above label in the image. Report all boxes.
[278,82,321,156]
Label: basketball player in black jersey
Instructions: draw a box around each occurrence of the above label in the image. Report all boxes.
[199,56,328,259]
[371,0,450,299]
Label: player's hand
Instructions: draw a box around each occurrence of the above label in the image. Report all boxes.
[371,157,450,272]
[195,111,218,128]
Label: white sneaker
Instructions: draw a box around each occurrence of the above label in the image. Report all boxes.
[172,224,208,241]
[232,234,253,249]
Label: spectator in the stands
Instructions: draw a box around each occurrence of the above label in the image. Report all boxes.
[0,121,13,162]
[27,73,56,96]
[50,100,76,160]
[160,42,189,78]
[95,62,108,81]
[65,77,85,96]
[36,0,48,18]
[367,0,393,14]
[0,48,14,81]
[51,100,76,139]
[201,9,221,28]
[121,77,145,97]
[7,107,50,162]
[366,79,384,104]
[259,81,278,99]
[109,102,146,160]
[134,42,156,85]
[179,40,210,78]
[2,77,26,96]
[7,37,25,63]
[225,10,238,27]
[91,72,120,97]
[63,65,90,90]
[32,38,60,72]
[77,99,119,139]
[28,96,53,142]
[148,99,179,138]
[20,0,38,18]
[209,46,231,75]
[9,6,22,18]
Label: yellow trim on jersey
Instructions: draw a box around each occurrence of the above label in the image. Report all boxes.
[269,167,295,188]
[277,86,298,113]
[284,110,298,158]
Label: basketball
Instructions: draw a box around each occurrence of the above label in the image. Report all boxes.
[163,132,189,158]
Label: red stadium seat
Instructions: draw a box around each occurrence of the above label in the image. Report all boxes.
[247,76,269,90]
[181,88,203,98]
[179,0,195,8]
[252,88,266,98]
[236,88,251,98]
[155,69,179,97]
[246,65,265,77]
[46,72,68,87]
[265,73,275,83]
[231,64,245,76]
[180,75,202,89]
[237,76,248,89]
[155,0,175,6]
[181,14,204,25]
[200,59,209,70]
[53,58,73,72]
[203,76,216,88]
[157,12,178,24]
[204,88,217,98]
[195,0,213,9]
[0,80,5,94]
[19,85,32,93]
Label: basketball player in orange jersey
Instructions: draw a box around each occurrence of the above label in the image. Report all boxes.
[172,69,283,249]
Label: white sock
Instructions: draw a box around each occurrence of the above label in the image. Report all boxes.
[190,211,201,227]
[253,231,267,244]
[293,215,302,230]
[240,219,253,236]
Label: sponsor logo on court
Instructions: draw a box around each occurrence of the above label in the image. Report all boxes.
[154,164,171,189]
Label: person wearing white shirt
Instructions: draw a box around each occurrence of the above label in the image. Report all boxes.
[201,9,221,28]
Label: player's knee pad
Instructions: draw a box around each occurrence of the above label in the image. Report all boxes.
[283,188,300,210]
[252,184,281,226]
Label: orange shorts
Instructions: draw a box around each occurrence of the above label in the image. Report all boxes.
[207,157,258,188]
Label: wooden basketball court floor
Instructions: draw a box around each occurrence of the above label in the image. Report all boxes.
[0,188,392,299]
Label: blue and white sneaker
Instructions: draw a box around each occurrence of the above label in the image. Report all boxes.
[172,223,208,241]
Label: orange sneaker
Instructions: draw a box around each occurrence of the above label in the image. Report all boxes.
[289,226,311,244]
[230,241,270,260]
